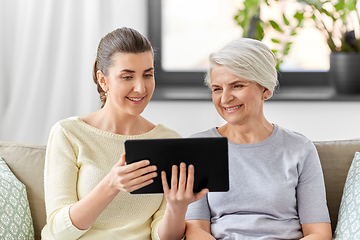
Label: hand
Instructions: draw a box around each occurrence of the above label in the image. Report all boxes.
[108,153,157,193]
[161,162,209,214]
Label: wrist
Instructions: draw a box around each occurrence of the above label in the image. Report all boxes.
[101,174,121,196]
[165,202,188,217]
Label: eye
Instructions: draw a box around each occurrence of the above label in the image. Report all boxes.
[212,87,222,92]
[143,73,153,79]
[234,84,244,89]
[122,75,132,80]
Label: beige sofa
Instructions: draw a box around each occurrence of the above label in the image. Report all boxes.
[1,139,360,239]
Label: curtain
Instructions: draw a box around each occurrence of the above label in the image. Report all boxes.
[0,0,147,144]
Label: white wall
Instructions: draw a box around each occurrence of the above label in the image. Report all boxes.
[1,0,359,144]
[143,101,360,141]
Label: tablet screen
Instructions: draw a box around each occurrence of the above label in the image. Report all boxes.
[125,137,229,194]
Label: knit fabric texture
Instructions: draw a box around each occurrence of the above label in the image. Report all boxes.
[41,116,181,240]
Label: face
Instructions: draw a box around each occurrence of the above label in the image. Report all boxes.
[98,51,155,116]
[211,65,269,125]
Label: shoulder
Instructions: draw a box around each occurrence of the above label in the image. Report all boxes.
[274,124,312,146]
[49,116,92,141]
[50,116,83,134]
[56,116,81,128]
[189,127,218,138]
[155,124,182,138]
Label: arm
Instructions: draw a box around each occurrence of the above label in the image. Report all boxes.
[45,125,157,239]
[185,219,215,240]
[157,163,208,240]
[69,154,157,230]
[297,142,332,240]
[301,222,332,240]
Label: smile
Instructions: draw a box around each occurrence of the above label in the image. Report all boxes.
[224,105,242,111]
[127,96,145,102]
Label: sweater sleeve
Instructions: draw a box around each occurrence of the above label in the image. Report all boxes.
[150,196,167,240]
[43,123,89,239]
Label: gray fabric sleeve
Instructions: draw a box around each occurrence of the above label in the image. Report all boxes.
[297,141,330,224]
[185,194,211,221]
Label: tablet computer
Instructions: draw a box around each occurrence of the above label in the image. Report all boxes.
[125,137,229,194]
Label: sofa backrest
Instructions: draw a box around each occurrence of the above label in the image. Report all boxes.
[1,139,359,238]
[0,141,46,240]
[314,139,360,233]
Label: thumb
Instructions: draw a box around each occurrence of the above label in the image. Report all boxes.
[194,188,209,202]
[116,153,127,166]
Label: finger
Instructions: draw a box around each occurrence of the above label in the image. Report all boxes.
[178,162,187,191]
[186,164,195,192]
[126,171,158,189]
[126,178,155,193]
[122,160,153,174]
[171,165,179,190]
[128,165,157,181]
[161,171,170,195]
[116,154,127,166]
[194,188,209,202]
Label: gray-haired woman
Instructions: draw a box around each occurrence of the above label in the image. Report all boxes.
[185,38,332,240]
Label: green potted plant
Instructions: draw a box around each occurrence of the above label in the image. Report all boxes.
[234,0,305,70]
[296,0,360,94]
[235,0,360,94]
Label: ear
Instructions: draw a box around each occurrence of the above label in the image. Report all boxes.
[262,88,271,100]
[97,70,108,92]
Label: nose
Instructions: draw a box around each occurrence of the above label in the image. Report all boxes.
[221,89,233,104]
[133,78,146,94]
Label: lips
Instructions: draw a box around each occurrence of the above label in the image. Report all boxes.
[127,96,145,102]
[223,104,242,111]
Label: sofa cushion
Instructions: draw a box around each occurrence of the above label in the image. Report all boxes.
[332,152,360,239]
[0,157,35,239]
[0,142,46,240]
[314,139,360,233]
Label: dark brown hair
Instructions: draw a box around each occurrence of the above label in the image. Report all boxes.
[93,27,153,108]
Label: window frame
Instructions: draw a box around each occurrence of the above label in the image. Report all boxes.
[147,0,329,88]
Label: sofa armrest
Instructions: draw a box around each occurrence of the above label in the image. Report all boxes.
[314,139,360,232]
[0,141,46,240]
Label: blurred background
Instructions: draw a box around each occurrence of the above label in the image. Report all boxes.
[1,0,360,144]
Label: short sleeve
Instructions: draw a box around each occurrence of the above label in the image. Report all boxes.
[297,141,330,224]
[185,194,211,221]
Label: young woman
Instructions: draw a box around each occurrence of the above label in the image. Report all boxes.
[41,27,207,240]
[184,38,332,240]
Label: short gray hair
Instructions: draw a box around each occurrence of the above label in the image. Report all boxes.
[205,38,278,97]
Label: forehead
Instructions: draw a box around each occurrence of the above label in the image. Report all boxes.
[111,52,154,70]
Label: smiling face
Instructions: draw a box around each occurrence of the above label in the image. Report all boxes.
[211,64,269,126]
[98,51,155,117]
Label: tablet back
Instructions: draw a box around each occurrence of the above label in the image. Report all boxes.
[125,137,229,194]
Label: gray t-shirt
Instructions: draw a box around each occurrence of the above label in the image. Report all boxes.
[185,124,330,240]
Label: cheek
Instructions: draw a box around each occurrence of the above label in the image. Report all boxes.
[146,79,155,92]
[212,94,223,111]
[212,93,219,105]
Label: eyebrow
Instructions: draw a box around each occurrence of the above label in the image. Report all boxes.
[120,69,135,73]
[119,67,154,73]
[211,80,247,88]
[229,80,248,85]
[144,67,154,73]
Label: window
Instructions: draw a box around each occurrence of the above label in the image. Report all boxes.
[148,0,330,100]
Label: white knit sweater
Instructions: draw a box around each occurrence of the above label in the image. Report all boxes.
[41,116,181,240]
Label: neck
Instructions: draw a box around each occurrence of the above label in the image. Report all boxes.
[83,107,155,135]
[218,118,273,144]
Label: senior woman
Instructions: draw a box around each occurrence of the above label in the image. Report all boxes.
[184,38,332,240]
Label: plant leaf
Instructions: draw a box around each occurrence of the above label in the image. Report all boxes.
[271,38,281,43]
[269,20,284,33]
[283,14,290,26]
